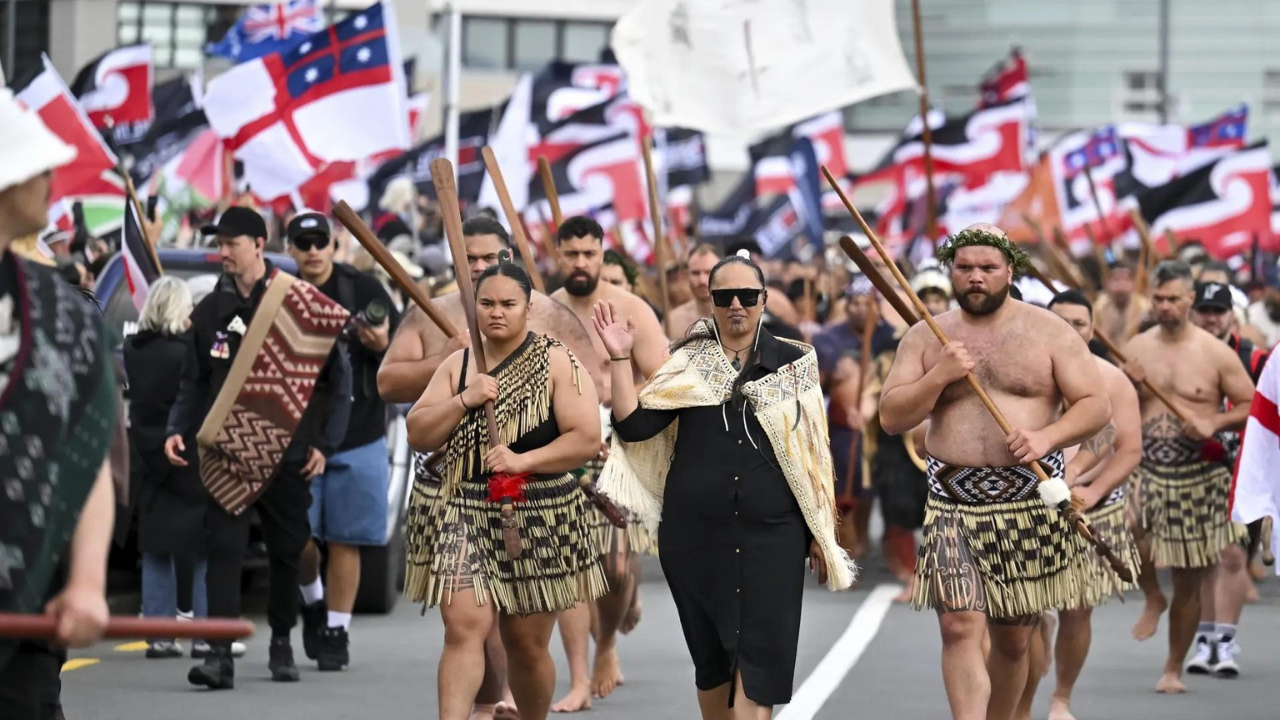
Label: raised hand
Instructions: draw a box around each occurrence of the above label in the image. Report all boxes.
[592,300,635,360]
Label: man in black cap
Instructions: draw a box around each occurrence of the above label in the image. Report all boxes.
[164,206,352,688]
[285,212,400,671]
[1183,280,1268,678]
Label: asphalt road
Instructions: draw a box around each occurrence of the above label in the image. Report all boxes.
[61,558,1280,720]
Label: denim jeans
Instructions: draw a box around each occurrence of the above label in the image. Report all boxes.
[141,553,208,642]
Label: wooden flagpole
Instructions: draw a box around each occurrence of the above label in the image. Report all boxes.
[909,0,937,240]
[481,147,546,293]
[641,136,674,336]
[823,165,1134,581]
[535,156,565,270]
[105,116,163,274]
[856,292,877,491]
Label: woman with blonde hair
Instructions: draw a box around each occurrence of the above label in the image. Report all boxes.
[124,278,236,658]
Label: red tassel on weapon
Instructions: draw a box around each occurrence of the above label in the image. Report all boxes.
[488,472,532,504]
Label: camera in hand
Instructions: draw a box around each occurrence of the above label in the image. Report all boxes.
[345,300,389,339]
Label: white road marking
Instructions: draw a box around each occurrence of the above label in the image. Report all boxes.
[775,583,901,720]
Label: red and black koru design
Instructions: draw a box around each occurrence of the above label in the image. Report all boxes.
[913,451,1092,620]
[200,273,349,515]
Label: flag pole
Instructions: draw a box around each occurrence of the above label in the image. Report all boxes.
[909,0,937,242]
[1081,164,1114,240]
[104,117,163,274]
[443,2,461,169]
[641,135,673,337]
[481,146,546,293]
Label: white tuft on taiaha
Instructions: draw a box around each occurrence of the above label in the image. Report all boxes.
[610,0,917,135]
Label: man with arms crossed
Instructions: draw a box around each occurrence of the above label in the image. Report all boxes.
[879,225,1110,720]
[1123,263,1253,693]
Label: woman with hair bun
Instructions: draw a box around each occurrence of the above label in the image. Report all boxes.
[405,251,606,720]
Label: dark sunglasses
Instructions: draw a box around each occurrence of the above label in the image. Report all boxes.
[292,234,331,252]
[711,288,763,308]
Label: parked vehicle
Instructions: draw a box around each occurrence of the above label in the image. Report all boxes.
[95,249,411,613]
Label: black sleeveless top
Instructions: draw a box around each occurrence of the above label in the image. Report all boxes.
[457,333,562,463]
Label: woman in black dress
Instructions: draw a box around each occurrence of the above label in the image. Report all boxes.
[122,277,215,658]
[595,252,854,718]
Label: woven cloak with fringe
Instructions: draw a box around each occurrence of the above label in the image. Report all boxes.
[597,320,856,590]
[403,334,606,615]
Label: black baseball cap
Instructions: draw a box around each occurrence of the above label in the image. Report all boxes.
[203,206,267,241]
[1193,281,1233,312]
[287,211,331,244]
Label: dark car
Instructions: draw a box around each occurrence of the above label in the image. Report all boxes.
[95,249,410,613]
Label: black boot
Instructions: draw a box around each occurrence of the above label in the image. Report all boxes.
[187,645,234,690]
[316,626,350,671]
[300,600,326,661]
[268,637,300,682]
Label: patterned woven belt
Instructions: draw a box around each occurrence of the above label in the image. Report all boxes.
[1141,436,1201,466]
[926,451,1065,504]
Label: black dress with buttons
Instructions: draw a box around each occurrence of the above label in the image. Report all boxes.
[612,330,810,707]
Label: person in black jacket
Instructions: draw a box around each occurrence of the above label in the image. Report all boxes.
[164,207,352,689]
[285,212,400,671]
[125,277,221,660]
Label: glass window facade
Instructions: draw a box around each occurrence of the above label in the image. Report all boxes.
[462,16,612,71]
[117,1,241,70]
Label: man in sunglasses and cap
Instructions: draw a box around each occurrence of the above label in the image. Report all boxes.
[285,212,400,672]
[165,206,352,689]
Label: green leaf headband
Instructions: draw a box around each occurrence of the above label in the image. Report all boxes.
[935,229,1031,276]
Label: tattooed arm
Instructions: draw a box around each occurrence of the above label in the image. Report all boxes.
[1066,423,1116,483]
[1067,361,1143,509]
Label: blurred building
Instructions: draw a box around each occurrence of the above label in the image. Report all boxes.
[4,0,1278,173]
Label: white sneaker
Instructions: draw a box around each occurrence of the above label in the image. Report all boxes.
[1185,636,1216,674]
[1214,639,1241,677]
[231,641,247,658]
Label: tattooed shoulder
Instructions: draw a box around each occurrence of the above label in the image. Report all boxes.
[1083,422,1117,456]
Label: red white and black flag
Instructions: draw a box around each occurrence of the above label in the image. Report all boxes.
[70,43,154,140]
[1134,142,1274,259]
[889,99,1030,185]
[122,197,161,312]
[366,106,494,208]
[978,48,1028,108]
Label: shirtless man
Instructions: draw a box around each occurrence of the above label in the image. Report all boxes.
[1121,261,1254,694]
[379,216,606,720]
[1012,290,1142,720]
[666,244,720,340]
[879,224,1110,720]
[546,216,668,711]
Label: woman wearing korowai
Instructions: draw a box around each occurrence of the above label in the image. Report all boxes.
[404,255,607,720]
[595,251,855,719]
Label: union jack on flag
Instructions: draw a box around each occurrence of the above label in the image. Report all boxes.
[207,0,325,64]
[1061,126,1121,178]
[1188,105,1247,149]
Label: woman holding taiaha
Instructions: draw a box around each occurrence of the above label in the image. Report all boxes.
[595,251,855,719]
[404,255,607,720]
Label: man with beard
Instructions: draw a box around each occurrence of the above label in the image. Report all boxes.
[379,216,605,720]
[1121,261,1254,694]
[1093,260,1151,342]
[879,224,1109,720]
[1181,281,1268,678]
[666,244,720,340]
[549,216,668,710]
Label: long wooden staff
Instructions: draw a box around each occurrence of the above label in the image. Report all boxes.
[1021,261,1193,426]
[641,136,674,337]
[0,615,253,640]
[431,158,522,560]
[333,202,458,337]
[823,166,1134,581]
[856,292,877,491]
[536,156,565,269]
[482,147,546,293]
[909,0,938,239]
[1081,164,1113,240]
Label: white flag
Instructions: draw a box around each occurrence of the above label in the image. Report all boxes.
[612,0,917,135]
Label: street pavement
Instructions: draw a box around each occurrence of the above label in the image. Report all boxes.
[63,560,1280,720]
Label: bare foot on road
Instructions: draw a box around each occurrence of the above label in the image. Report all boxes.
[1155,672,1186,694]
[1132,596,1168,641]
[1047,698,1076,720]
[550,687,591,713]
[591,647,624,699]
